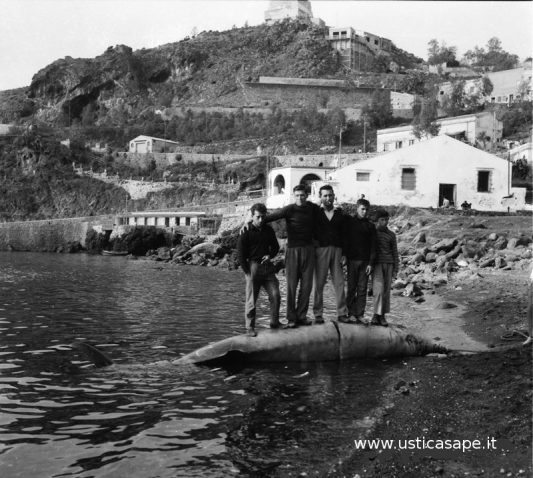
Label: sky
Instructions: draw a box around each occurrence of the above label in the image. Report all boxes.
[0,0,531,91]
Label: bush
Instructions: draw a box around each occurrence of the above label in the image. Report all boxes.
[85,229,110,253]
[110,227,169,256]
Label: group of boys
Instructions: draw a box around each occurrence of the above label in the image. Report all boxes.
[237,184,399,337]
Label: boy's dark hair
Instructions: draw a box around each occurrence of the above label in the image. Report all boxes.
[356,198,370,208]
[293,184,307,193]
[251,203,267,215]
[319,184,334,196]
[375,209,390,220]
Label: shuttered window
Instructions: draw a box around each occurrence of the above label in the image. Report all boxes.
[401,168,416,190]
[356,172,370,181]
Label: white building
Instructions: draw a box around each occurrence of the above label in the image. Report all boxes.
[266,166,335,209]
[376,111,503,152]
[508,142,532,165]
[327,135,526,212]
[486,64,532,104]
[123,211,204,227]
[128,135,180,154]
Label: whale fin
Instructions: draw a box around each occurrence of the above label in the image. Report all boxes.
[74,342,114,367]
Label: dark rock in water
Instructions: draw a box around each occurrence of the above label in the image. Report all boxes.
[7,244,15,252]
[470,222,487,229]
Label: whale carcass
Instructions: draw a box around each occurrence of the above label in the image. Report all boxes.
[174,322,447,365]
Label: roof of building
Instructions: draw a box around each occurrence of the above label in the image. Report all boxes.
[377,111,493,135]
[127,211,206,217]
[340,135,508,169]
[130,135,180,144]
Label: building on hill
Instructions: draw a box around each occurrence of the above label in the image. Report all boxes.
[244,76,385,111]
[265,0,324,27]
[376,111,503,153]
[128,135,180,154]
[325,135,526,212]
[437,63,532,107]
[327,26,392,71]
[486,64,532,104]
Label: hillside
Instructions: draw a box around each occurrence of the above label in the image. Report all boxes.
[1,20,421,129]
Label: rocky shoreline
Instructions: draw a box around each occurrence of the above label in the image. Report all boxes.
[133,210,533,306]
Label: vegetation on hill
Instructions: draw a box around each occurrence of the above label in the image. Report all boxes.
[0,129,128,221]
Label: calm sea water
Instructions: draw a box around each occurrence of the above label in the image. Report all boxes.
[0,252,396,478]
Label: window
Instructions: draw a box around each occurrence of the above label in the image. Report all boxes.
[186,217,191,226]
[408,139,415,146]
[395,141,403,149]
[356,172,370,181]
[374,39,379,45]
[401,168,416,190]
[477,171,490,192]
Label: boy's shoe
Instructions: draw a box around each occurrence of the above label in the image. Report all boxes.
[370,314,381,325]
[379,315,389,327]
[314,316,325,324]
[287,321,298,329]
[297,318,313,326]
[270,322,284,329]
[246,328,257,337]
[338,315,357,324]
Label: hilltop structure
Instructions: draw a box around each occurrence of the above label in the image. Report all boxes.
[264,0,324,26]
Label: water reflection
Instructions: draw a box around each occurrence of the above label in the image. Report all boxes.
[0,252,394,477]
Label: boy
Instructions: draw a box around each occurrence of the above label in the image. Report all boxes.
[371,209,399,327]
[237,203,281,337]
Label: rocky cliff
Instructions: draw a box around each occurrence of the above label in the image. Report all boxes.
[3,20,422,128]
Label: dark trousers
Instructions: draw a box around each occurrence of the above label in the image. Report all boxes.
[313,246,348,318]
[285,245,315,323]
[244,261,281,329]
[346,259,369,318]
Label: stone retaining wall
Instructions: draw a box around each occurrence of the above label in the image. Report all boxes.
[0,216,113,252]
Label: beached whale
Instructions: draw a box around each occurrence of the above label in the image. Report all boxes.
[173,322,448,365]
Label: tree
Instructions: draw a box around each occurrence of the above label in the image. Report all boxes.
[362,89,393,129]
[462,37,519,71]
[427,39,458,66]
[412,94,440,139]
[441,80,483,116]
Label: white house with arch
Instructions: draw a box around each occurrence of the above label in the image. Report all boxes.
[327,135,526,212]
[266,166,336,209]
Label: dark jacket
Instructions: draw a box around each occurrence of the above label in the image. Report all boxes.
[314,207,347,249]
[266,202,318,248]
[237,224,280,274]
[344,215,377,264]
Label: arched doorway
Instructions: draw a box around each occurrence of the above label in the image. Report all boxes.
[273,174,285,194]
[300,173,321,193]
